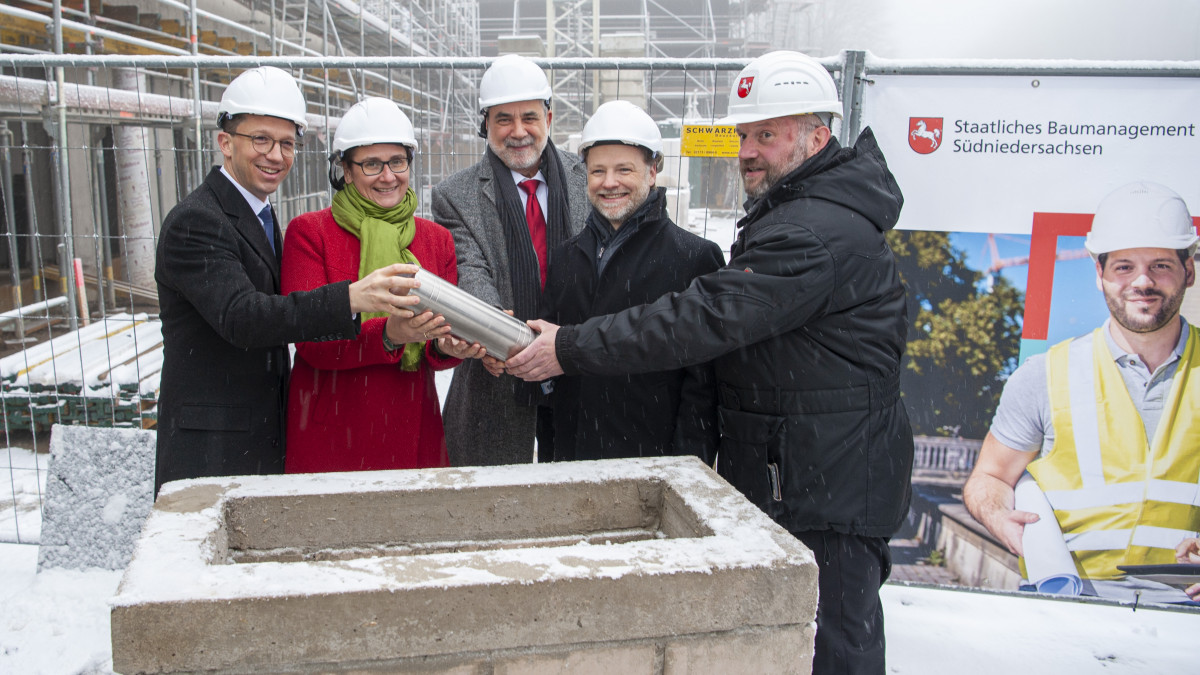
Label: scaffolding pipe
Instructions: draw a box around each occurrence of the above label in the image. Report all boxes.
[51,0,79,331]
[89,131,116,313]
[840,49,867,146]
[0,74,334,135]
[322,2,360,100]
[83,0,113,316]
[269,0,278,56]
[112,69,158,290]
[324,0,432,57]
[152,138,168,271]
[0,54,759,71]
[0,124,29,342]
[0,4,190,57]
[189,0,205,195]
[19,122,43,305]
[3,52,1198,79]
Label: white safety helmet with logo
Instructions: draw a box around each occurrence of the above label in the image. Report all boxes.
[578,100,663,157]
[719,50,842,126]
[332,97,418,157]
[1085,181,1199,258]
[217,66,308,135]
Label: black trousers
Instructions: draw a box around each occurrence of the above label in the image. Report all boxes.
[792,530,891,675]
[535,404,555,462]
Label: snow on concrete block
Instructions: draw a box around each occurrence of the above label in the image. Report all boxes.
[37,424,156,572]
[111,456,818,674]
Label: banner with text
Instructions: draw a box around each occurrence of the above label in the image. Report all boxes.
[862,75,1200,233]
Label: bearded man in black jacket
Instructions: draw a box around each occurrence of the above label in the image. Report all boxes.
[507,51,913,675]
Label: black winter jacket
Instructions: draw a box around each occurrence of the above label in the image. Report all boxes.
[557,129,913,536]
[543,189,725,463]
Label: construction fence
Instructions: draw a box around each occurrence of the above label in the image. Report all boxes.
[0,54,768,545]
[1,52,1197,546]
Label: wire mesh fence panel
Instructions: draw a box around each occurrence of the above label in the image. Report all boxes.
[0,55,750,544]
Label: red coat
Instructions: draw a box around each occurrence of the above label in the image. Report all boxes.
[281,208,459,473]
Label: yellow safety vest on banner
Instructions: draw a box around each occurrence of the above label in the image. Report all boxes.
[1027,324,1200,580]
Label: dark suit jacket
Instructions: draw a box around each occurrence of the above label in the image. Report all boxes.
[153,167,358,493]
[430,149,589,466]
[544,190,725,463]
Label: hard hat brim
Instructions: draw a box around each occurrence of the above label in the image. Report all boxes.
[717,107,843,127]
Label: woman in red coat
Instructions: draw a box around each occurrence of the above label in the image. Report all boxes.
[282,98,483,473]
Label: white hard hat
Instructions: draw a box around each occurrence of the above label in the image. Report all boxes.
[718,51,842,125]
[479,54,553,112]
[579,100,663,156]
[218,66,308,133]
[1085,181,1198,258]
[332,97,418,156]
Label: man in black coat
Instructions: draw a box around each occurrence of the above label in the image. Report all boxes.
[540,101,724,463]
[507,52,913,674]
[154,66,418,494]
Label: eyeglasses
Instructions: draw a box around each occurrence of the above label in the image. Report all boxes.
[229,132,299,158]
[345,157,410,176]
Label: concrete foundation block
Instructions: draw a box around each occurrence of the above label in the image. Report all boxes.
[493,645,658,674]
[663,624,816,675]
[111,456,817,674]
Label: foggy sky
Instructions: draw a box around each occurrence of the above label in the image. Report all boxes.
[810,0,1200,61]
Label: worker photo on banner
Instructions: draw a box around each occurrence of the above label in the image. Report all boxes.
[957,183,1200,605]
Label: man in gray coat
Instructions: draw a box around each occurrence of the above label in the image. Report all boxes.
[431,55,588,466]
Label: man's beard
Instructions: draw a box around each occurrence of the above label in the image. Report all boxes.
[491,136,546,173]
[1105,286,1185,334]
[592,180,651,227]
[742,141,810,200]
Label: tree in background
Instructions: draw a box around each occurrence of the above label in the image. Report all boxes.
[888,230,1024,438]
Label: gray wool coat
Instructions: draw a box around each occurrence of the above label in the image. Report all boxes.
[430,148,589,466]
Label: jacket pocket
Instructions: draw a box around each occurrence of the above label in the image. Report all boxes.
[178,403,251,432]
[716,406,786,507]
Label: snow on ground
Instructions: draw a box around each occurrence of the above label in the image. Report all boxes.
[2,210,1194,674]
[0,543,121,675]
[1,444,47,544]
[881,584,1194,673]
[3,445,1197,675]
[2,539,1195,674]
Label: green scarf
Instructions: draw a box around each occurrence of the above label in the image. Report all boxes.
[331,183,422,371]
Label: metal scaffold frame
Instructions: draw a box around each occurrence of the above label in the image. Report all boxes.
[492,0,729,127]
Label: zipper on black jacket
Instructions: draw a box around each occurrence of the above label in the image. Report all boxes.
[768,463,782,502]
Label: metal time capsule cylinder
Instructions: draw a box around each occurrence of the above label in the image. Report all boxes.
[406,268,535,359]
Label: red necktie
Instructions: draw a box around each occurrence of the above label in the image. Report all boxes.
[518,179,548,289]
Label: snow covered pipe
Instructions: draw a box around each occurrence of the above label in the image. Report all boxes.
[0,74,331,132]
[406,268,534,359]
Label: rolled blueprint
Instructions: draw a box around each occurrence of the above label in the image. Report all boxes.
[406,268,535,359]
[1015,472,1083,595]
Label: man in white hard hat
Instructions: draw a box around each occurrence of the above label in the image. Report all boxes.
[154,67,419,495]
[964,181,1200,604]
[430,54,588,467]
[535,100,724,462]
[506,51,912,673]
